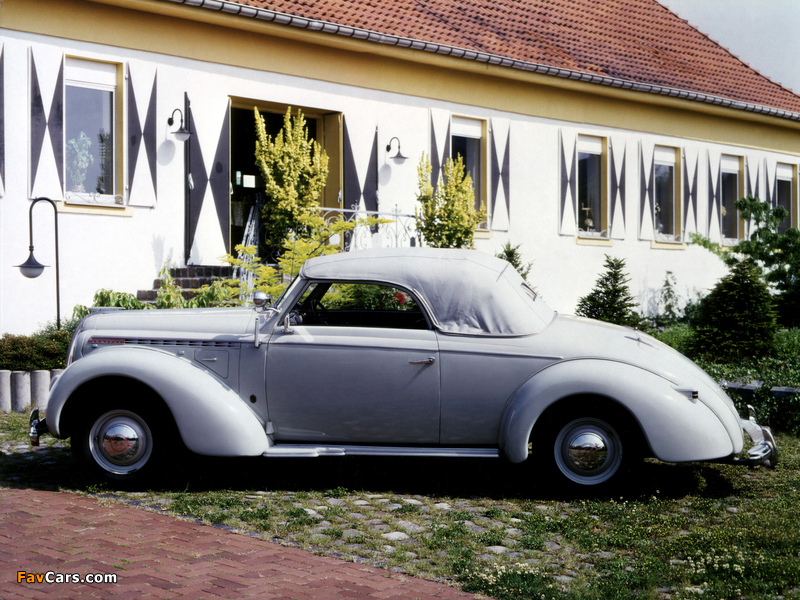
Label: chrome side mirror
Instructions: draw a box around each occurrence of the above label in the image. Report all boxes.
[253,291,269,309]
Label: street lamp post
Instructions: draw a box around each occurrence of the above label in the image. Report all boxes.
[15,197,61,329]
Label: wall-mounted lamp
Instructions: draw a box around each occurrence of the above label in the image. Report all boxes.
[15,197,61,329]
[168,108,192,142]
[386,137,408,162]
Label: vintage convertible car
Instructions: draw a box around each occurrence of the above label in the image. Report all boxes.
[30,248,776,490]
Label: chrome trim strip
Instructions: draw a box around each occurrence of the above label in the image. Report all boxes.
[158,0,800,123]
[263,445,499,458]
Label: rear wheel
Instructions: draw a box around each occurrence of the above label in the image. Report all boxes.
[536,400,642,493]
[553,416,624,486]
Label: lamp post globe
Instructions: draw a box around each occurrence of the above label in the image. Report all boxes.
[17,250,47,279]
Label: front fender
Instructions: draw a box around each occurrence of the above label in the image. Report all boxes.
[48,346,268,457]
[499,359,740,464]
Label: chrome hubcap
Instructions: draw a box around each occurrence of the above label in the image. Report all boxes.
[89,410,152,475]
[554,418,622,485]
[567,431,608,471]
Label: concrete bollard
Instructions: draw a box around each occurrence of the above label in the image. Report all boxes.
[31,370,51,412]
[0,371,11,413]
[11,371,31,413]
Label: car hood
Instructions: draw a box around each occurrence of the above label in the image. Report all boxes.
[77,307,257,339]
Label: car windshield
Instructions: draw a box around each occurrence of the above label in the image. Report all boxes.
[273,276,303,311]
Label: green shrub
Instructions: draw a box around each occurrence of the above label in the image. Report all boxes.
[0,330,71,371]
[774,328,800,358]
[576,255,648,329]
[255,107,328,253]
[655,323,694,356]
[416,153,485,249]
[698,357,800,434]
[690,261,777,363]
[691,195,800,328]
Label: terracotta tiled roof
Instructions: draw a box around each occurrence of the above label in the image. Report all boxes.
[189,0,800,116]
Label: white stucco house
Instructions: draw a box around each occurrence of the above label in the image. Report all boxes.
[2,0,800,333]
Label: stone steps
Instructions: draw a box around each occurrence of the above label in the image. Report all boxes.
[136,266,234,302]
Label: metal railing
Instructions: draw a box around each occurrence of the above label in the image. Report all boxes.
[232,203,420,302]
[319,204,420,251]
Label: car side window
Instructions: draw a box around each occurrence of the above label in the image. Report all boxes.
[290,282,429,330]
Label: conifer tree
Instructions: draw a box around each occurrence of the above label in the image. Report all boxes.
[495,242,533,281]
[690,260,777,362]
[576,255,645,328]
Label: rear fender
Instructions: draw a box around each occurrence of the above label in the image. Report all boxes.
[499,359,737,463]
[49,346,268,456]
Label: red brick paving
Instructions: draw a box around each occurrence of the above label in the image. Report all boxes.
[0,488,483,599]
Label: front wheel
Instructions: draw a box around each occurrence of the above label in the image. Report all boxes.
[72,405,170,486]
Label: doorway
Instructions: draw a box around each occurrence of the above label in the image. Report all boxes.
[230,105,338,260]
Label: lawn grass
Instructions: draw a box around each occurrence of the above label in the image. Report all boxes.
[2,410,799,599]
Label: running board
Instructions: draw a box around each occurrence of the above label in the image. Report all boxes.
[262,445,499,458]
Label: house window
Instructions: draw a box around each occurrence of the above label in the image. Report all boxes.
[654,146,680,241]
[64,58,120,205]
[451,116,486,218]
[577,135,606,237]
[720,155,742,241]
[776,163,795,234]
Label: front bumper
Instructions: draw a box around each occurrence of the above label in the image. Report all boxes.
[29,408,49,446]
[730,405,778,468]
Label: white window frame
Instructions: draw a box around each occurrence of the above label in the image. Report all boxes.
[653,146,681,243]
[451,116,487,229]
[63,58,122,207]
[576,135,607,239]
[720,155,742,244]
[776,163,795,235]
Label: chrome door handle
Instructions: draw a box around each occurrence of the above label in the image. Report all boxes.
[200,357,218,362]
[409,357,436,365]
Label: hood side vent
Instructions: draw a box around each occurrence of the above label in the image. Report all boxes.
[91,337,241,349]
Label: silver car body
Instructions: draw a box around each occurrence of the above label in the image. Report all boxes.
[41,248,775,484]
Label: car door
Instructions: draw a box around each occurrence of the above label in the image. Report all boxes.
[265,282,440,445]
[436,333,557,446]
